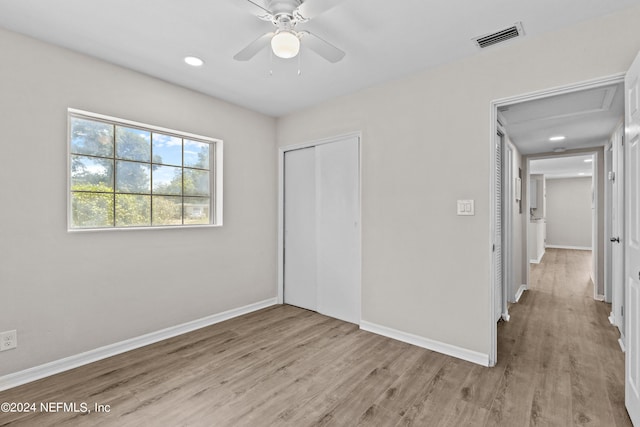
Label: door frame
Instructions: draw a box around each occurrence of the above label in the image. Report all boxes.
[605,140,613,304]
[525,151,599,292]
[489,73,624,366]
[499,127,513,322]
[607,121,626,348]
[277,131,362,308]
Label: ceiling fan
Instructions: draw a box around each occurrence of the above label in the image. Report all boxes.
[234,0,347,63]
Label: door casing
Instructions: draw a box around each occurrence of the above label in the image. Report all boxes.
[489,73,625,366]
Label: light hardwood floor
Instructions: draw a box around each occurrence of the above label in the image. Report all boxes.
[0,248,631,426]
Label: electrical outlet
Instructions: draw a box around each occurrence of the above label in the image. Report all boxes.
[0,330,17,351]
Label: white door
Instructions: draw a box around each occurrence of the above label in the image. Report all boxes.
[495,131,506,322]
[624,50,640,425]
[316,138,360,323]
[284,147,317,311]
[611,124,625,337]
[283,136,361,324]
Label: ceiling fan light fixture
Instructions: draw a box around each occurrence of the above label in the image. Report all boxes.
[271,30,300,59]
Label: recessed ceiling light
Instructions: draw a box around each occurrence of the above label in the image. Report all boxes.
[184,56,204,67]
[584,158,593,163]
[549,136,566,142]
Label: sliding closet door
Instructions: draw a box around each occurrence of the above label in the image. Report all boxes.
[283,136,360,324]
[316,137,360,324]
[283,147,317,311]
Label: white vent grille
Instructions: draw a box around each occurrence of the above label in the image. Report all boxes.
[473,22,524,49]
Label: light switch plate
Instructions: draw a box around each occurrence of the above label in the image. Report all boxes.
[457,200,475,216]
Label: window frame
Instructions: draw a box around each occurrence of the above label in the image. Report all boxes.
[67,108,223,232]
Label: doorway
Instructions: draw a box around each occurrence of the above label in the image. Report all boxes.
[489,74,625,367]
[278,133,361,325]
[527,153,599,305]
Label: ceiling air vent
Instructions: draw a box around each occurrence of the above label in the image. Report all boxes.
[473,22,524,49]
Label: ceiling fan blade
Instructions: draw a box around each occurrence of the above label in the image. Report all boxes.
[238,0,273,20]
[233,32,275,61]
[295,0,344,19]
[299,31,345,63]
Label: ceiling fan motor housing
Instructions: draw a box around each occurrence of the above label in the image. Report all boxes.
[274,14,297,32]
[266,0,302,15]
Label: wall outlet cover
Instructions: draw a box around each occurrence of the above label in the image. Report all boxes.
[0,330,17,351]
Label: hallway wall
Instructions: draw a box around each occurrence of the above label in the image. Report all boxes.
[546,177,593,249]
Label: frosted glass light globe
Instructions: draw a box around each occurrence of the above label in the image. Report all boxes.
[271,31,300,59]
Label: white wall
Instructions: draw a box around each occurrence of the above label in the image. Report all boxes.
[546,177,593,249]
[277,6,640,358]
[0,28,277,376]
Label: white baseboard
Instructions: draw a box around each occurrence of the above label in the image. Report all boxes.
[515,285,527,303]
[545,245,592,251]
[609,313,616,325]
[619,337,626,353]
[529,251,544,264]
[360,321,489,367]
[501,312,510,322]
[594,294,605,302]
[0,298,278,392]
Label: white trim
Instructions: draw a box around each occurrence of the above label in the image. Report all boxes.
[592,154,599,301]
[610,313,616,325]
[214,139,224,225]
[277,131,362,312]
[501,312,511,322]
[545,245,593,250]
[360,321,489,367]
[67,108,223,143]
[489,73,624,368]
[488,113,499,367]
[619,336,626,353]
[0,298,277,392]
[67,108,224,231]
[503,138,514,324]
[515,284,528,302]
[492,73,625,107]
[594,294,605,302]
[529,252,545,264]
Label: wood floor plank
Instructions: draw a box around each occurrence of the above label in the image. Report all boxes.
[0,249,632,426]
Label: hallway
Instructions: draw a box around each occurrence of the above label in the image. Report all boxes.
[496,248,630,425]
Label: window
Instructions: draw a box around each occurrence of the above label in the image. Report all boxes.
[68,109,222,230]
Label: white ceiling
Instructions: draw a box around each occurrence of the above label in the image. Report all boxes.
[0,0,636,117]
[530,155,594,179]
[499,83,624,155]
